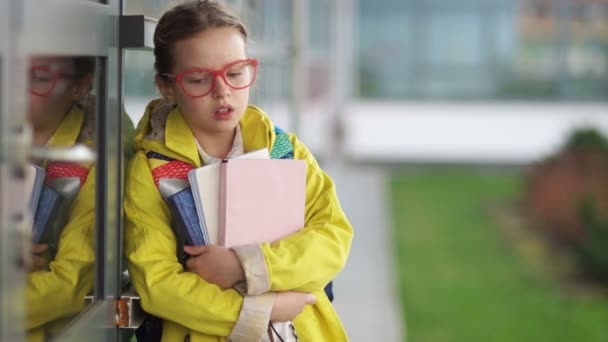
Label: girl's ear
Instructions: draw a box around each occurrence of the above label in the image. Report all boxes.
[155,74,175,101]
[71,73,94,100]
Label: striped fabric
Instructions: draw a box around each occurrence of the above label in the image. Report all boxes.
[149,158,194,188]
[270,127,294,160]
[46,162,90,187]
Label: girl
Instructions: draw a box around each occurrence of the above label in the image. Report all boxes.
[124,1,353,341]
[26,55,97,341]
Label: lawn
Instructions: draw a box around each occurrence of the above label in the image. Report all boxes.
[390,168,608,342]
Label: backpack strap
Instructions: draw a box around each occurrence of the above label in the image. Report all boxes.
[146,152,194,188]
[270,126,294,160]
[46,162,90,187]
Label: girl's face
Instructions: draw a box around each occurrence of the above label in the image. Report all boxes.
[27,56,91,133]
[158,27,251,135]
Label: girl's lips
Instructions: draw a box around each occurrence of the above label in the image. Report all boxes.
[214,108,233,120]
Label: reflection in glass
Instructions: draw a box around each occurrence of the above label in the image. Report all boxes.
[25,55,96,340]
[124,50,156,125]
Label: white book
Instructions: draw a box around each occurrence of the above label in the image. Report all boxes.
[188,148,270,244]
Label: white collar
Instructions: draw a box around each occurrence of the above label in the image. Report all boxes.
[196,125,244,165]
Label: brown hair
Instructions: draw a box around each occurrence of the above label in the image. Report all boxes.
[73,57,96,78]
[154,0,248,78]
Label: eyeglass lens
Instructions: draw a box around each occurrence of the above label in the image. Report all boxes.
[181,60,256,96]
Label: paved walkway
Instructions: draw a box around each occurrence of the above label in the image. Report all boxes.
[325,163,404,342]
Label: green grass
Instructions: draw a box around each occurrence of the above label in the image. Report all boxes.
[390,169,608,342]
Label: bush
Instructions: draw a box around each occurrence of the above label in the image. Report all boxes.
[564,127,608,153]
[576,198,608,283]
[525,127,608,242]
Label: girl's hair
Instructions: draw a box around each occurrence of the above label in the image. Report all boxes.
[73,57,96,77]
[69,57,96,95]
[154,0,248,78]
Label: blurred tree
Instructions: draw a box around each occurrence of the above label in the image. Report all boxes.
[577,197,608,283]
[525,127,608,284]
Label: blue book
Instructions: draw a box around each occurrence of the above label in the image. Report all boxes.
[32,185,63,243]
[166,186,207,247]
[26,164,46,218]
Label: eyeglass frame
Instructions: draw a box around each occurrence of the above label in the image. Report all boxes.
[161,58,259,98]
[28,65,81,97]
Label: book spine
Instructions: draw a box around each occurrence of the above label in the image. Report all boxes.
[188,171,210,244]
[32,186,62,243]
[172,188,205,246]
[218,159,229,246]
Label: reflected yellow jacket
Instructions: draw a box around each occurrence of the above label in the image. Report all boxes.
[125,99,353,341]
[27,104,96,342]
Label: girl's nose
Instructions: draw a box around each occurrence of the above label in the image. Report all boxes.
[212,75,231,98]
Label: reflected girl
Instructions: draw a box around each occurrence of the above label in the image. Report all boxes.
[26,56,96,341]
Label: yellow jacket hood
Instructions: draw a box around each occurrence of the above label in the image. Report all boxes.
[132,98,280,167]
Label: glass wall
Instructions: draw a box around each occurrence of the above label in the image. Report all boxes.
[357,0,608,101]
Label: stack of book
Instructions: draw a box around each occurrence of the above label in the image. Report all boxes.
[26,164,63,244]
[166,148,306,248]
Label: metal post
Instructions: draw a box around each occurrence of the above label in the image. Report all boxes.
[0,0,27,340]
[555,0,571,99]
[330,0,355,163]
[291,0,309,136]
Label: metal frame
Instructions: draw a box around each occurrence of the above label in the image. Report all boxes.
[1,0,28,340]
[119,16,158,49]
[2,0,123,341]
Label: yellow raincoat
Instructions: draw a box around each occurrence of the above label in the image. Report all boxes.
[27,104,96,342]
[125,99,353,341]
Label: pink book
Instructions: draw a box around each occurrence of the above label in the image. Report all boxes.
[218,159,306,247]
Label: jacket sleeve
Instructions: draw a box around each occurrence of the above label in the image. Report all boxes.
[125,151,269,338]
[26,166,96,330]
[234,135,353,295]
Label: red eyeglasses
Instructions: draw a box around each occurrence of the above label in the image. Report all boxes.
[162,58,258,98]
[29,65,79,97]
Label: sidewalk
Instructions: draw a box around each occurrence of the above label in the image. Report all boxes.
[326,163,404,342]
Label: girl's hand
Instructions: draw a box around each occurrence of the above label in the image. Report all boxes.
[270,292,317,322]
[184,245,245,289]
[29,244,50,272]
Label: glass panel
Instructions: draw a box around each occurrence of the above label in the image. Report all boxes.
[124,50,157,125]
[238,0,293,110]
[24,55,98,339]
[308,0,334,107]
[358,9,411,98]
[356,0,608,101]
[123,0,170,20]
[243,0,292,49]
[504,0,608,100]
[428,13,482,66]
[310,0,331,51]
[253,60,291,105]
